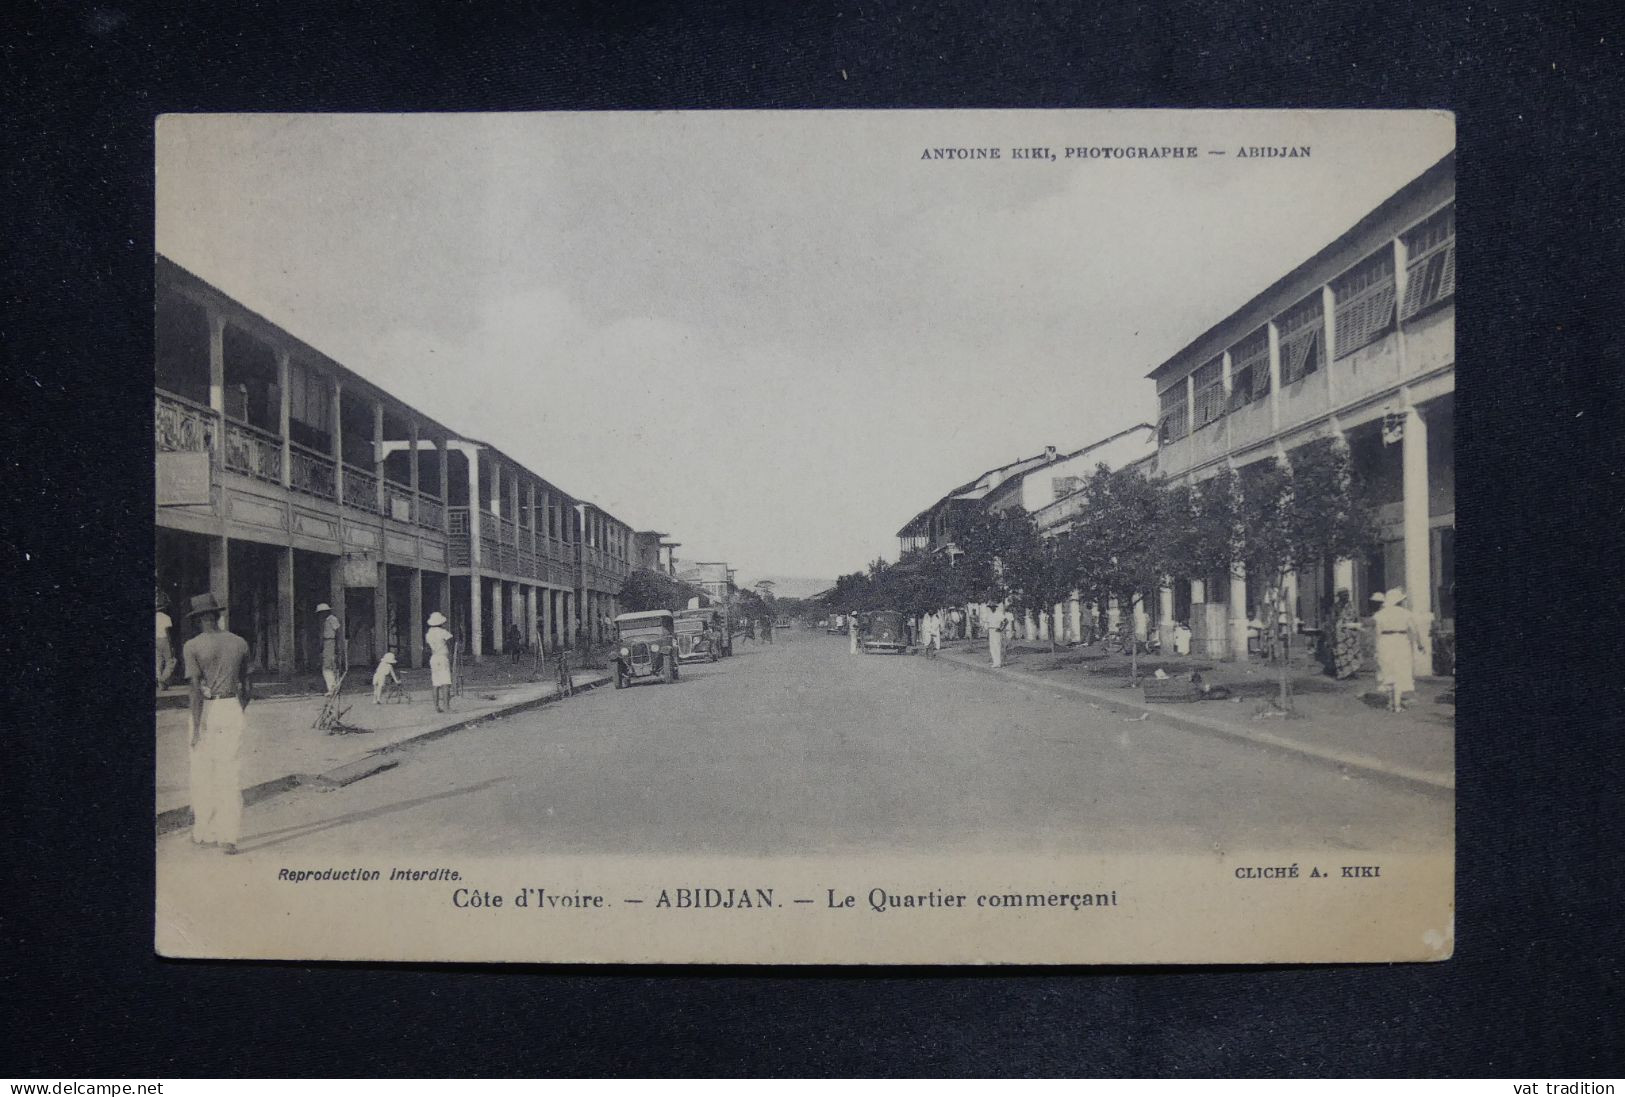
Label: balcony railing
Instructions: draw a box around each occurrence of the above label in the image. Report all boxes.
[343,464,380,514]
[289,442,337,501]
[479,510,498,541]
[448,506,471,537]
[418,495,445,531]
[223,419,283,485]
[156,390,217,453]
[382,480,416,524]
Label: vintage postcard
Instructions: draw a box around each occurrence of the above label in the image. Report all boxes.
[154,109,1455,964]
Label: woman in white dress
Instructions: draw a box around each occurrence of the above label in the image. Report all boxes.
[1372,589,1423,711]
[425,610,455,713]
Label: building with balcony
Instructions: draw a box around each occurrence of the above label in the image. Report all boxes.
[678,562,735,607]
[895,449,1066,557]
[156,256,464,677]
[631,530,680,576]
[157,256,657,673]
[1147,151,1454,668]
[443,438,583,660]
[988,426,1159,525]
[575,502,633,644]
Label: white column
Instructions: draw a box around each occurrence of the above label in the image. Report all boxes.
[1068,591,1082,643]
[1228,564,1249,659]
[1402,400,1434,673]
[331,379,345,508]
[207,314,226,410]
[276,546,295,674]
[1321,284,1339,406]
[373,401,386,515]
[409,420,420,500]
[1267,320,1283,432]
[491,580,505,654]
[408,568,424,668]
[469,576,484,659]
[465,448,482,569]
[209,535,230,632]
[1158,585,1176,652]
[1106,597,1120,633]
[437,435,449,528]
[207,314,226,464]
[277,351,292,489]
[1190,579,1206,603]
[1132,595,1149,640]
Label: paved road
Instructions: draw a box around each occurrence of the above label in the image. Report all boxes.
[159,627,1451,862]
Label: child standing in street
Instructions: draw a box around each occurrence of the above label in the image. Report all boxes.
[372,651,400,704]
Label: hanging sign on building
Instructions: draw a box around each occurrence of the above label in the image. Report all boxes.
[340,552,379,588]
[1382,411,1406,445]
[155,451,212,506]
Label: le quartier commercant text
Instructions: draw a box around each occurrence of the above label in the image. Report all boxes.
[275,869,1120,913]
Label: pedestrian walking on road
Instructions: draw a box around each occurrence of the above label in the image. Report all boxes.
[848,612,859,655]
[317,602,342,695]
[1373,588,1423,711]
[426,611,454,713]
[182,592,251,854]
[372,651,400,704]
[156,589,176,690]
[506,621,523,664]
[761,617,774,644]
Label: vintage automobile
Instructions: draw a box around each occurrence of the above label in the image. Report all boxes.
[861,610,911,654]
[673,608,722,664]
[825,612,851,635]
[609,610,680,688]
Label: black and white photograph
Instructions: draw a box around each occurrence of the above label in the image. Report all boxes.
[153,109,1456,964]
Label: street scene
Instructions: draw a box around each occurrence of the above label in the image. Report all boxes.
[158,627,1447,873]
[155,111,1455,962]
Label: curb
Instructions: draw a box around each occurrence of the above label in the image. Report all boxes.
[155,674,607,837]
[932,651,1453,795]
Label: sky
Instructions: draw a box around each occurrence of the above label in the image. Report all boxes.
[156,110,1454,585]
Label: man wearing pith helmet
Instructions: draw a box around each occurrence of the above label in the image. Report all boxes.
[316,601,342,695]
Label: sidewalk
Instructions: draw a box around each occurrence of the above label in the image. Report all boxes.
[930,638,1454,792]
[156,659,607,834]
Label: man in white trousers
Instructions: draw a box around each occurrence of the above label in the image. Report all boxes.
[181,592,252,854]
[986,602,1010,668]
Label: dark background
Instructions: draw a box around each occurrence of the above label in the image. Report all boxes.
[4,0,1621,1077]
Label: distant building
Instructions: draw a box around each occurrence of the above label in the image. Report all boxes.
[895,449,1064,557]
[992,425,1159,528]
[892,427,1158,645]
[679,562,734,606]
[632,530,680,576]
